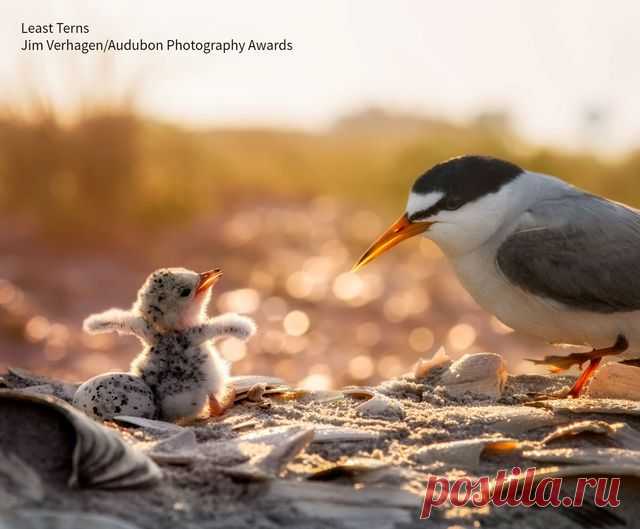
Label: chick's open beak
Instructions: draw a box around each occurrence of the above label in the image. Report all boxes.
[196,269,223,295]
[352,214,432,272]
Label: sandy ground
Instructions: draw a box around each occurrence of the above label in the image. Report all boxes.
[2,358,640,529]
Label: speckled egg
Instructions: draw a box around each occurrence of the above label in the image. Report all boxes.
[72,372,157,420]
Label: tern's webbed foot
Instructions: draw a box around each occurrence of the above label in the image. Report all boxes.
[526,335,629,402]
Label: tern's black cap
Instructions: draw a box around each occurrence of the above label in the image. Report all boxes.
[408,155,523,221]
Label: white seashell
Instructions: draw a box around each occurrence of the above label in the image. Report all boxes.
[586,362,640,400]
[265,481,419,527]
[231,419,258,432]
[0,451,44,509]
[608,423,640,449]
[307,457,413,486]
[541,420,616,444]
[541,420,640,450]
[356,394,405,420]
[12,384,57,396]
[413,347,451,379]
[440,353,507,399]
[439,405,562,435]
[228,375,287,395]
[73,372,156,421]
[246,383,267,402]
[309,457,388,477]
[492,460,640,497]
[234,426,314,478]
[342,387,376,399]
[145,429,198,465]
[522,446,640,477]
[528,397,640,416]
[0,510,141,529]
[0,391,161,489]
[297,390,345,403]
[4,368,79,402]
[112,415,184,433]
[311,426,380,443]
[200,425,314,480]
[413,438,518,470]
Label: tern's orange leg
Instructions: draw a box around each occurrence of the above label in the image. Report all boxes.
[566,335,628,398]
[567,357,602,398]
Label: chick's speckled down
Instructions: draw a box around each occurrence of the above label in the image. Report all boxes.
[81,267,256,422]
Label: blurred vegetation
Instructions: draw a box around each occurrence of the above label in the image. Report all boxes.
[1,104,639,241]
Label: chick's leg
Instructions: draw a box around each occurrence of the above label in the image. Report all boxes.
[208,385,236,417]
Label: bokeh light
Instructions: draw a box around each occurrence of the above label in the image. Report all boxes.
[25,316,50,343]
[219,337,248,362]
[283,310,310,337]
[408,327,435,353]
[217,288,261,314]
[348,354,375,380]
[447,323,477,351]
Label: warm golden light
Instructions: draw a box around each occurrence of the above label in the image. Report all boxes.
[447,323,477,351]
[409,327,435,353]
[283,310,310,336]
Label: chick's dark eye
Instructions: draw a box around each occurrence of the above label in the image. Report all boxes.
[179,288,192,297]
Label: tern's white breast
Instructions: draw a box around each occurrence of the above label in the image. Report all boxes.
[450,242,640,351]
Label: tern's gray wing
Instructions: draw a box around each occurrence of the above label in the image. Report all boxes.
[496,193,640,313]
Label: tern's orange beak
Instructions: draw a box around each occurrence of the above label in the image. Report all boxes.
[352,214,432,272]
[195,269,223,295]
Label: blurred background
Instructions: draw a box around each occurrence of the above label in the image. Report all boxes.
[1,1,640,389]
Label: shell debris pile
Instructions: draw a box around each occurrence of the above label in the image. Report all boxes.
[4,355,640,528]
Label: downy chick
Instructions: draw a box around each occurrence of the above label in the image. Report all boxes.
[83,267,256,421]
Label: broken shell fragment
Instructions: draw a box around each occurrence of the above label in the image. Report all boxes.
[2,367,79,402]
[0,451,45,509]
[541,420,640,450]
[413,437,518,470]
[307,457,407,486]
[541,420,617,444]
[440,353,507,399]
[229,375,287,398]
[0,510,142,529]
[522,446,640,477]
[113,415,184,433]
[413,347,451,379]
[342,387,376,400]
[528,397,640,416]
[145,429,199,465]
[586,362,640,400]
[237,426,314,478]
[447,404,562,435]
[265,481,419,527]
[73,372,156,421]
[0,391,161,489]
[246,383,267,402]
[201,425,314,480]
[311,425,380,443]
[356,393,405,420]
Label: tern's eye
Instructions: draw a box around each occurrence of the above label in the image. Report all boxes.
[443,195,463,211]
[179,288,192,297]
